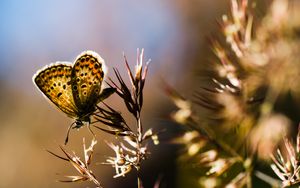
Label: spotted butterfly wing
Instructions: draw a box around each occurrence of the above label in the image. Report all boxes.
[71,51,106,118]
[33,63,79,118]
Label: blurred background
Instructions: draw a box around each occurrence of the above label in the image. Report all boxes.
[0,0,256,187]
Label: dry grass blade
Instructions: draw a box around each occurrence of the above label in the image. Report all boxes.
[98,49,159,188]
[47,138,102,187]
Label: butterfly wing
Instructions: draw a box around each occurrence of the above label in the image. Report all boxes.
[33,62,79,118]
[71,51,106,114]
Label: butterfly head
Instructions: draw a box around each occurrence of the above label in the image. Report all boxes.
[72,120,83,129]
[74,112,93,129]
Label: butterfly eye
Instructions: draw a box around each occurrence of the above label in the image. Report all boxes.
[73,85,78,91]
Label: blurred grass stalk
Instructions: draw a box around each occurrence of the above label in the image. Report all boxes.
[169,0,300,187]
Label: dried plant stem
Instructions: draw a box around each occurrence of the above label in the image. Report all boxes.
[136,113,143,188]
[100,49,156,186]
[137,174,142,188]
[137,116,143,142]
[246,168,252,188]
[246,175,251,188]
[260,87,281,118]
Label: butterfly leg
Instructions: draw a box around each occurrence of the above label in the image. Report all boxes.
[87,122,96,140]
[65,122,76,145]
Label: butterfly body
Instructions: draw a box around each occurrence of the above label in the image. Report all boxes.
[33,51,106,129]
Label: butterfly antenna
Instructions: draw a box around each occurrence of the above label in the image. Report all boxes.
[65,122,75,145]
[87,122,96,140]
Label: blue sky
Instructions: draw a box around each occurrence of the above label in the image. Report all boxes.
[0,0,181,92]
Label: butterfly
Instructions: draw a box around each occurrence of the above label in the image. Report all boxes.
[33,51,114,144]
